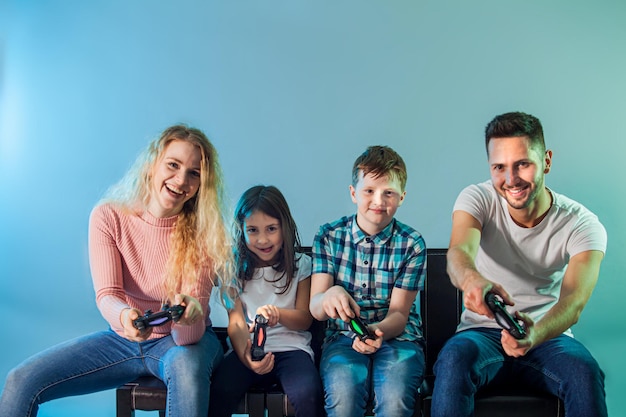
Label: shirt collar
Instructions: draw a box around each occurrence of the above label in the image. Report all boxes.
[350,215,395,245]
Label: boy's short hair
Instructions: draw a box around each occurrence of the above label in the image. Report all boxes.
[351,145,407,191]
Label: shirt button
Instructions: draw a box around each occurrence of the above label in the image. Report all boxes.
[364,260,369,265]
[362,283,367,288]
[366,238,371,242]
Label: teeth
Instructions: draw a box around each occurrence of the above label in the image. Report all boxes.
[166,185,184,195]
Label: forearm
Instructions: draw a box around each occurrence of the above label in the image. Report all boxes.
[228,320,251,362]
[278,308,313,331]
[97,294,131,330]
[309,293,329,321]
[532,295,586,345]
[374,310,408,340]
[447,245,484,291]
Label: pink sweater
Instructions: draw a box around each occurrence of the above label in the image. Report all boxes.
[89,203,214,345]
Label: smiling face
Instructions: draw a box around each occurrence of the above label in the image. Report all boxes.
[243,210,284,266]
[147,139,202,218]
[488,135,552,216]
[350,170,406,236]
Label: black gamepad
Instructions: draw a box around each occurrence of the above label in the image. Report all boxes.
[484,292,527,340]
[133,304,186,330]
[348,315,374,341]
[251,314,268,361]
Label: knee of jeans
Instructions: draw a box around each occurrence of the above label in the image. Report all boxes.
[564,353,604,384]
[4,363,34,390]
[323,362,368,398]
[435,342,475,373]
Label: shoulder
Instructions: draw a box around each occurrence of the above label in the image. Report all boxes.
[453,180,499,225]
[90,203,120,227]
[392,219,426,248]
[314,215,353,243]
[295,253,312,278]
[457,181,497,204]
[552,190,601,222]
[317,215,352,233]
[550,190,607,251]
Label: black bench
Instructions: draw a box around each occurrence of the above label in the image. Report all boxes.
[116,248,564,417]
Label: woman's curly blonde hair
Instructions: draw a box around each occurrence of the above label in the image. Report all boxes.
[101,125,235,305]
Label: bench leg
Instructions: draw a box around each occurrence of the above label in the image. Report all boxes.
[116,385,134,417]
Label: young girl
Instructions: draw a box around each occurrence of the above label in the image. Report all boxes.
[0,125,233,417]
[209,185,323,417]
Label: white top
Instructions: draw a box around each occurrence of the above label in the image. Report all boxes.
[454,181,607,337]
[241,254,314,359]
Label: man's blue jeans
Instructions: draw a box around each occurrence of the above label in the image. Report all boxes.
[320,334,424,417]
[431,328,607,417]
[0,327,223,417]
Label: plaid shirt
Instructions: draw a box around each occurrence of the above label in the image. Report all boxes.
[312,214,426,342]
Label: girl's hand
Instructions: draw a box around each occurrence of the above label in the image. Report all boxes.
[256,304,280,327]
[120,308,153,342]
[351,328,384,355]
[173,294,203,326]
[243,339,275,374]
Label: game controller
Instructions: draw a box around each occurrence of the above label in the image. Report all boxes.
[251,314,268,361]
[348,315,374,341]
[484,292,527,340]
[133,304,186,331]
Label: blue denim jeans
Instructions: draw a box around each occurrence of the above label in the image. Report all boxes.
[320,334,424,417]
[209,349,324,417]
[0,327,223,417]
[431,328,607,417]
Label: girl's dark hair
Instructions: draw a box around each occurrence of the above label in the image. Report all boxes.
[234,185,302,293]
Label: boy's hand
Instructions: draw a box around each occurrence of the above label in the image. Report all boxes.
[351,328,384,354]
[322,285,360,322]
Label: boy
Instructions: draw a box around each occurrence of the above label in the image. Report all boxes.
[309,145,426,417]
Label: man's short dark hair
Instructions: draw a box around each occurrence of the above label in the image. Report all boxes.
[485,112,546,154]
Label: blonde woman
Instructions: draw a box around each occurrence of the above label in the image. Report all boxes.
[0,125,234,417]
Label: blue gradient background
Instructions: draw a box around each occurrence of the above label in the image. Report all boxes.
[1,1,624,416]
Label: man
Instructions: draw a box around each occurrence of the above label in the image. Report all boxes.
[431,112,607,417]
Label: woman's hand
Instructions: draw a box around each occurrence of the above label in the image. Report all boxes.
[173,294,203,326]
[120,308,153,342]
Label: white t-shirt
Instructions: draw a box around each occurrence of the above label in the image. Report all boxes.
[241,254,314,359]
[454,181,607,337]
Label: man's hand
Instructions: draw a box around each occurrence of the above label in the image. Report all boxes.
[463,276,514,318]
[500,312,535,357]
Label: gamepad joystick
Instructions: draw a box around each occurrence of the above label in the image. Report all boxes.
[348,315,374,341]
[251,314,268,361]
[484,292,527,340]
[133,304,186,331]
